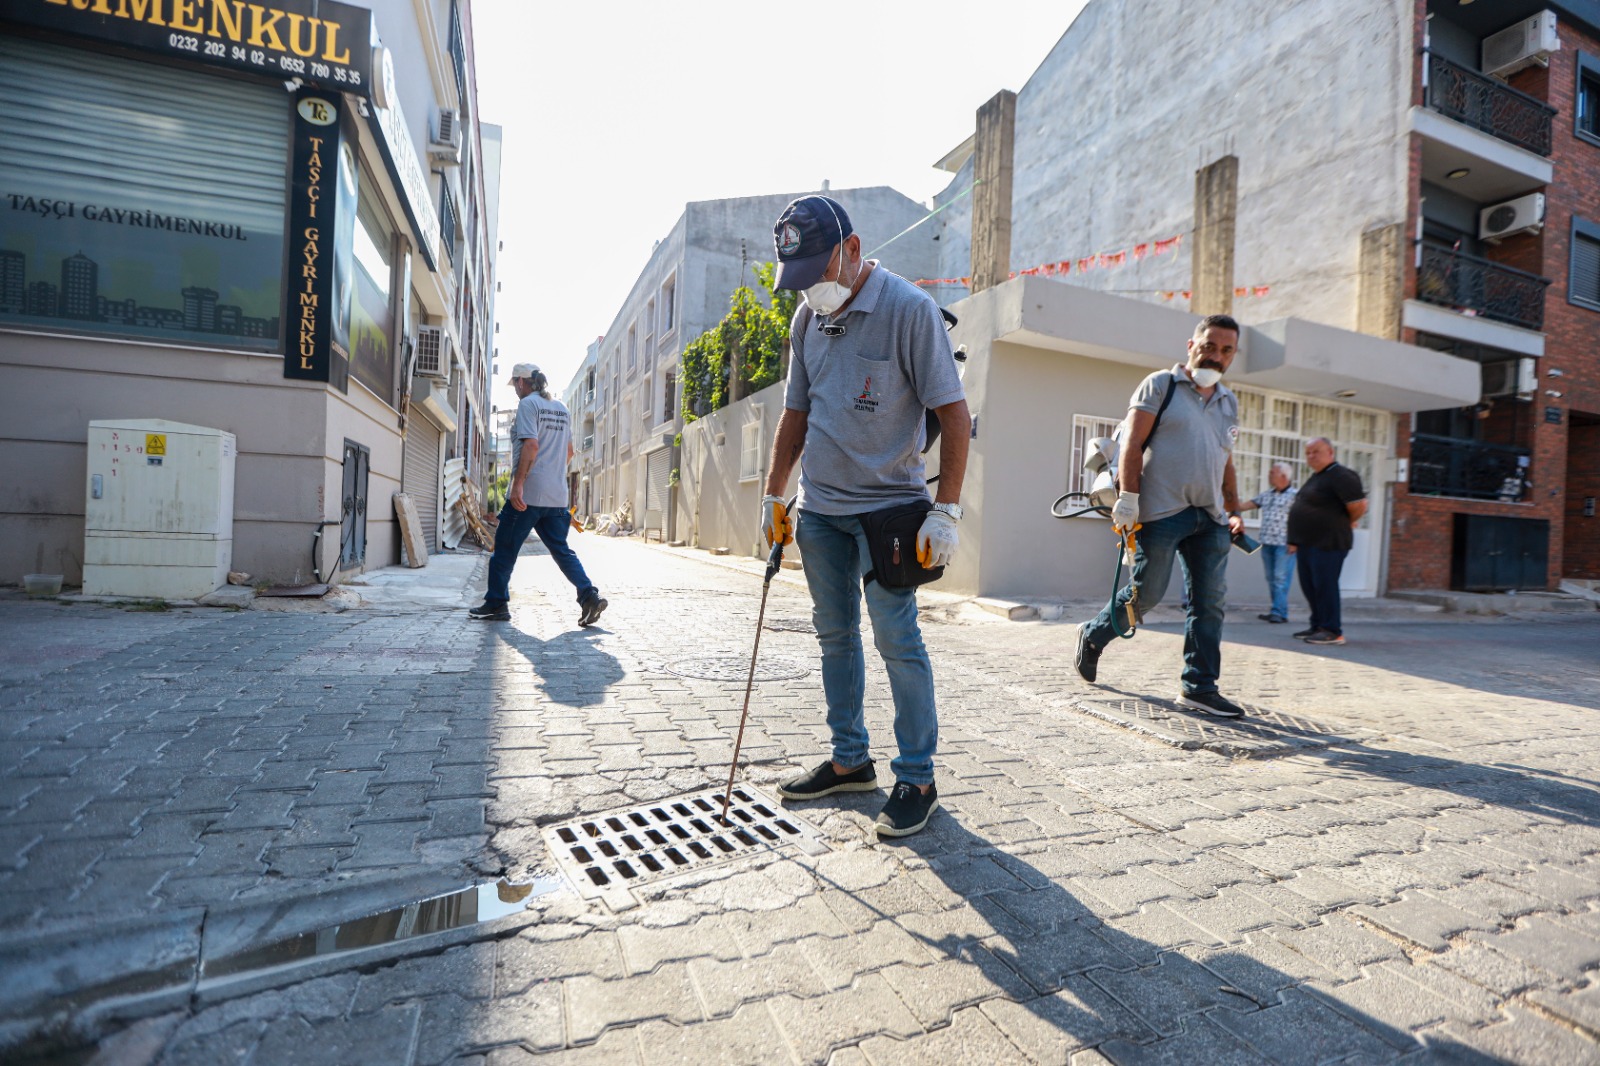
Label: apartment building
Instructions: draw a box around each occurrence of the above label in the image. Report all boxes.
[926,0,1598,597]
[0,0,500,586]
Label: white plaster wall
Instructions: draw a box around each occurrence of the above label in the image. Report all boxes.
[936,0,1415,333]
[674,381,794,560]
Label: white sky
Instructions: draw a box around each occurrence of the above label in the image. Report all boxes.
[471,0,1091,415]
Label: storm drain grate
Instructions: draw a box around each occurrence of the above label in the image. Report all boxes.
[665,655,810,682]
[1072,696,1379,758]
[542,785,828,900]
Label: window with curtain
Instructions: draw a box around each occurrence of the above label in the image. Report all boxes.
[0,36,287,348]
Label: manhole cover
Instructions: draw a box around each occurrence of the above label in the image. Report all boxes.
[1071,696,1377,758]
[665,656,810,681]
[763,617,815,633]
[542,785,828,901]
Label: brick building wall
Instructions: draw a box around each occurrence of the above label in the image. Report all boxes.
[1389,9,1600,591]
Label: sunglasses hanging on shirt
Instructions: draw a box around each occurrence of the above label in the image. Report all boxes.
[819,322,846,336]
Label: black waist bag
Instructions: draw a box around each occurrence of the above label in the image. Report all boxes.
[859,501,944,589]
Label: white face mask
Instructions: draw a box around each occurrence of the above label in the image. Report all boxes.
[803,249,856,316]
[1191,366,1223,388]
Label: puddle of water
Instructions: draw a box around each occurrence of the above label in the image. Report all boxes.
[202,877,563,980]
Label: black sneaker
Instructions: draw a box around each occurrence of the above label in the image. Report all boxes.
[875,781,939,837]
[1303,630,1345,645]
[468,602,510,621]
[776,759,877,800]
[1258,614,1287,623]
[1177,690,1245,719]
[578,596,608,627]
[1291,627,1317,638]
[1074,624,1102,683]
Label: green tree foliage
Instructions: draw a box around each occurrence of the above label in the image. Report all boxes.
[680,263,797,423]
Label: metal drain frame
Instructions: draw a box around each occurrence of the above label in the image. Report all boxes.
[542,785,828,903]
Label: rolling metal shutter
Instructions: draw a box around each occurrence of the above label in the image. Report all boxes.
[403,419,442,554]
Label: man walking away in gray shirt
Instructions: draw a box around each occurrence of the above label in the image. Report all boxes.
[1074,315,1249,719]
[469,364,606,627]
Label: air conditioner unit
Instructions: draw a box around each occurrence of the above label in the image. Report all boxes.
[430,109,462,165]
[1482,358,1535,398]
[415,325,451,378]
[1479,192,1545,241]
[1483,11,1560,79]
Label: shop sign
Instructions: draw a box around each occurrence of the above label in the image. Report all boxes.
[285,88,355,388]
[9,0,373,95]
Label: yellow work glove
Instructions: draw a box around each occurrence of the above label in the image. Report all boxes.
[760,494,793,547]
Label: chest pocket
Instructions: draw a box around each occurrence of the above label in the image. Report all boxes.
[836,353,901,416]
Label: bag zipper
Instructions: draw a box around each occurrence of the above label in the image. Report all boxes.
[892,536,900,565]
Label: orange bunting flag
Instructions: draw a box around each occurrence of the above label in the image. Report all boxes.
[1059,260,1072,275]
[1252,285,1270,297]
[1107,251,1127,268]
[1234,287,1248,298]
[1181,290,1192,300]
[1077,257,1094,274]
[1133,243,1149,260]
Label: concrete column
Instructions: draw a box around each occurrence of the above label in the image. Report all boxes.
[1358,222,1405,339]
[970,90,1016,294]
[1191,155,1238,316]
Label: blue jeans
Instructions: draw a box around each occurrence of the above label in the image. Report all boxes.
[1296,545,1347,636]
[1083,506,1230,695]
[795,509,938,786]
[1260,543,1294,621]
[485,503,598,606]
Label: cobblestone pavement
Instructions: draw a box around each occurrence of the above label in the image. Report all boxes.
[2,534,1599,1064]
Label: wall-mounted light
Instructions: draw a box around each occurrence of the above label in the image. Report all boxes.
[1446,167,1471,179]
[1548,367,1565,377]
[1335,389,1359,398]
[1546,390,1564,398]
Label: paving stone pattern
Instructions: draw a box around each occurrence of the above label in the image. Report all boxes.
[1,537,1599,1064]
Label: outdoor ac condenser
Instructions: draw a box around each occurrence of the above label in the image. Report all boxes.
[83,419,236,600]
[1480,192,1545,242]
[1483,11,1559,79]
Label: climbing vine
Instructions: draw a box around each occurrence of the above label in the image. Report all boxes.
[680,262,798,423]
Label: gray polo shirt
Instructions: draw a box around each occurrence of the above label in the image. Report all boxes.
[1125,364,1239,524]
[512,392,573,508]
[783,263,965,514]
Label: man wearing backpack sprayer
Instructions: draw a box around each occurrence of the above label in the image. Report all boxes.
[759,194,970,838]
[1073,315,1249,719]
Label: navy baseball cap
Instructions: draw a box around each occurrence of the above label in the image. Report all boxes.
[772,195,853,291]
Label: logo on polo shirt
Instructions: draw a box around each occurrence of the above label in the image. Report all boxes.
[854,376,879,413]
[1228,424,1240,443]
[778,223,802,257]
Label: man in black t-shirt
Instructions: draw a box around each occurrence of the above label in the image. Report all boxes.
[1287,438,1367,646]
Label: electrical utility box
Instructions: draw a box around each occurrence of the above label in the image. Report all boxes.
[83,419,236,599]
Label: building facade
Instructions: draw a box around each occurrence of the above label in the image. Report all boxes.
[0,0,499,588]
[925,0,1599,595]
[566,187,939,545]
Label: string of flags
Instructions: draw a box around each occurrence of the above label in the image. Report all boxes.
[1157,285,1274,302]
[914,232,1187,289]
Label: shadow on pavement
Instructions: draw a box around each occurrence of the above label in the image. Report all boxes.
[850,810,1507,1062]
[1139,613,1600,711]
[493,624,623,710]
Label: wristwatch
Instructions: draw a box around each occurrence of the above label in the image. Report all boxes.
[932,502,964,521]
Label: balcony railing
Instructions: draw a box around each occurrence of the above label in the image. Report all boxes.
[1409,433,1531,501]
[1424,51,1556,156]
[1416,243,1550,331]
